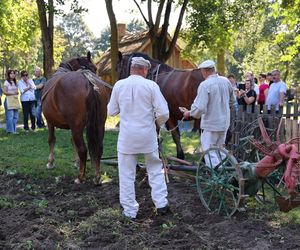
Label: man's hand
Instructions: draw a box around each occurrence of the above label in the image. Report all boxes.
[183,111,190,119]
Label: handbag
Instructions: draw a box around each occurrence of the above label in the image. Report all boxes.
[7,95,21,110]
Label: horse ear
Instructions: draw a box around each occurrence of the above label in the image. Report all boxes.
[87,51,92,61]
[118,51,122,62]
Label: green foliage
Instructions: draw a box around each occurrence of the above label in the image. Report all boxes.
[269,0,300,82]
[0,197,15,208]
[94,26,111,52]
[126,18,146,33]
[0,0,41,75]
[183,0,262,59]
[182,0,299,83]
[95,19,146,52]
[56,12,96,61]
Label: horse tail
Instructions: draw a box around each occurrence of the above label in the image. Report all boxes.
[86,85,105,166]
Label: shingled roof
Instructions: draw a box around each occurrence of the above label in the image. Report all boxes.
[97,29,151,75]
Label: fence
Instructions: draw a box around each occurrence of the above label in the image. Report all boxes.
[228,102,300,161]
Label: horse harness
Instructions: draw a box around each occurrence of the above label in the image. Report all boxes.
[42,68,112,102]
[81,70,112,100]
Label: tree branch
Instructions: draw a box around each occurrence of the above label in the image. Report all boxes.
[105,0,118,83]
[133,0,149,26]
[159,0,172,55]
[165,0,188,60]
[153,0,166,34]
[48,0,54,43]
[147,0,153,28]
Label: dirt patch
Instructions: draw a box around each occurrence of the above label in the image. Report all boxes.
[0,172,299,249]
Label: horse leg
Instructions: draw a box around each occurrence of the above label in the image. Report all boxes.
[71,137,80,169]
[46,123,56,169]
[167,118,185,159]
[90,124,105,186]
[71,129,87,184]
[92,144,102,186]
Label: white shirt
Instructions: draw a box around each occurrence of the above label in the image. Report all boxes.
[266,80,287,110]
[4,80,18,94]
[108,75,169,154]
[18,79,36,102]
[254,84,259,96]
[190,74,234,132]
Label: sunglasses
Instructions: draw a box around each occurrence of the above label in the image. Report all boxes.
[23,74,28,77]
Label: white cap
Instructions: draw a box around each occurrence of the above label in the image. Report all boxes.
[198,60,215,69]
[131,57,151,69]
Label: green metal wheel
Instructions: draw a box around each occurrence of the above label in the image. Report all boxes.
[196,147,245,217]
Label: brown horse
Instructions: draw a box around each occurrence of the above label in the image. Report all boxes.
[117,52,204,159]
[42,52,112,184]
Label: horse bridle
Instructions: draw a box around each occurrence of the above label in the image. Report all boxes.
[125,54,134,77]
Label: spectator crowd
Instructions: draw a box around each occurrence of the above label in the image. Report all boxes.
[0,67,46,134]
[227,69,287,114]
[0,67,288,135]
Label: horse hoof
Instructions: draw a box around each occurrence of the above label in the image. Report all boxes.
[46,163,55,169]
[93,177,102,186]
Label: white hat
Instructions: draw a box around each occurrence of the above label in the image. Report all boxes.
[131,57,151,69]
[198,60,215,69]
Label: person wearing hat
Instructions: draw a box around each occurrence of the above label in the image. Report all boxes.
[183,60,234,167]
[108,56,170,220]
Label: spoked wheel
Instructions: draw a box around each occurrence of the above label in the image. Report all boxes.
[196,147,245,217]
[255,166,288,204]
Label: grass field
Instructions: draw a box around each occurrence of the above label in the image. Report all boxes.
[0,107,200,181]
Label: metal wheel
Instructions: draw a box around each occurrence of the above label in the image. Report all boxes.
[255,165,289,204]
[196,147,245,217]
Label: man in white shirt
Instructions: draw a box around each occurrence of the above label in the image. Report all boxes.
[108,57,170,220]
[183,60,234,167]
[266,69,287,113]
[18,70,36,132]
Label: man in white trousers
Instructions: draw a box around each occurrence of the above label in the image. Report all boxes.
[183,60,234,167]
[108,56,170,220]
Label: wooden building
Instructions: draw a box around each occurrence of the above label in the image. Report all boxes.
[96,24,197,83]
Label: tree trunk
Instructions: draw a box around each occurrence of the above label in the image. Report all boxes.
[216,49,225,76]
[135,0,188,63]
[36,0,54,79]
[283,62,289,82]
[105,0,118,84]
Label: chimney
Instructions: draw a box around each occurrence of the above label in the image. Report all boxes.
[117,23,126,42]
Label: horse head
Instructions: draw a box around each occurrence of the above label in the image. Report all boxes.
[60,51,97,73]
[117,51,172,80]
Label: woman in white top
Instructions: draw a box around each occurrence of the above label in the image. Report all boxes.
[3,69,19,134]
[18,70,36,132]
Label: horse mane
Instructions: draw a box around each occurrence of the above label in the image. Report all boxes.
[55,55,96,77]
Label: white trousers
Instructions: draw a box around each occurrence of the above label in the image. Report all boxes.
[118,150,168,218]
[201,130,226,168]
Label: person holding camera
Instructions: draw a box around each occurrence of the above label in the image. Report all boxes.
[18,70,36,132]
[237,79,257,113]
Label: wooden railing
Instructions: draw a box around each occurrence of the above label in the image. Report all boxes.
[228,102,300,161]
